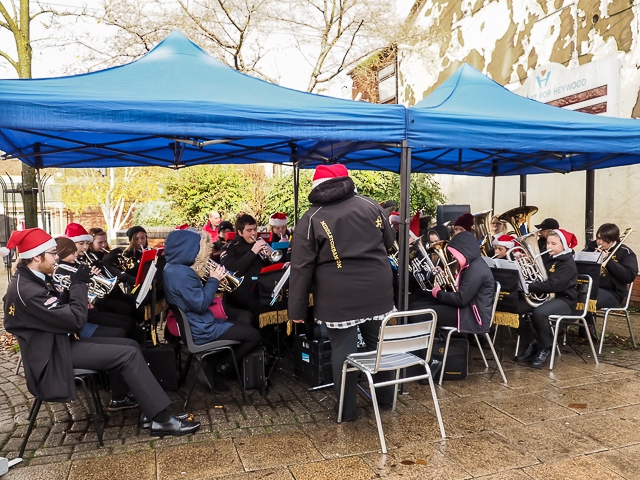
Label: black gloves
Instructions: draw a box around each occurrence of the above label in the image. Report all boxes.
[69,264,91,284]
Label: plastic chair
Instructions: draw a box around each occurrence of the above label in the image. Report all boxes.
[597,281,636,354]
[548,274,598,369]
[337,308,446,454]
[169,305,246,410]
[19,369,104,459]
[439,282,506,386]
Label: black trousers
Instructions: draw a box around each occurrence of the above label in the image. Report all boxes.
[408,296,458,329]
[222,299,254,326]
[216,322,262,362]
[325,320,395,420]
[72,337,171,419]
[517,298,573,349]
[89,309,135,336]
[92,324,128,339]
[596,288,621,309]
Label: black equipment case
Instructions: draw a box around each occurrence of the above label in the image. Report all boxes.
[294,334,333,387]
[431,337,469,380]
[243,347,266,389]
[142,342,181,391]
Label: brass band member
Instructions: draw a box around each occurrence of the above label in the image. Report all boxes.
[288,164,396,422]
[535,218,560,260]
[515,229,578,369]
[268,212,290,242]
[453,213,474,236]
[122,225,149,278]
[493,235,516,260]
[584,223,638,309]
[212,221,234,251]
[490,215,507,238]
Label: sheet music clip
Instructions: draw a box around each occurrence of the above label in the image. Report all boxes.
[270,263,291,306]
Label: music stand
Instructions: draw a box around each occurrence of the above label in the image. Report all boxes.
[135,249,163,345]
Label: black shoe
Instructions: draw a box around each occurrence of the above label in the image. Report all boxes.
[528,348,551,369]
[419,359,442,384]
[514,341,538,364]
[106,394,138,411]
[150,414,201,437]
[141,412,191,429]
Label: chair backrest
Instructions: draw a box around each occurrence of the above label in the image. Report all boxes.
[168,305,198,353]
[373,308,438,372]
[622,281,635,309]
[488,282,501,329]
[575,274,593,317]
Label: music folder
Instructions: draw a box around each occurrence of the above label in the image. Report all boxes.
[135,248,162,309]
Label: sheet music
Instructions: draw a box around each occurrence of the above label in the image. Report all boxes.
[136,261,157,308]
[270,264,291,306]
[494,258,519,270]
[574,251,603,263]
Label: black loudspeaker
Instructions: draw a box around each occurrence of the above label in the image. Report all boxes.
[437,204,471,225]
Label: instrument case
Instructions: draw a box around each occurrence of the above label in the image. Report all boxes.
[293,334,333,387]
[242,347,266,389]
[432,337,469,380]
[142,342,181,391]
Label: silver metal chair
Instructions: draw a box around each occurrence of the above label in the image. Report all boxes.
[439,282,507,386]
[548,274,598,369]
[337,309,446,454]
[597,281,636,354]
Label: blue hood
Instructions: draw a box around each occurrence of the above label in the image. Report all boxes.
[164,229,200,266]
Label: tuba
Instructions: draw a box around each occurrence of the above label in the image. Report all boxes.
[472,209,493,256]
[499,206,539,236]
[506,232,554,308]
[53,263,118,303]
[204,259,244,293]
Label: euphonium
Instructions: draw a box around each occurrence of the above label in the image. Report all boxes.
[252,236,283,263]
[427,240,459,292]
[499,206,539,236]
[53,263,118,303]
[408,236,438,291]
[205,259,244,293]
[506,232,554,308]
[472,209,493,256]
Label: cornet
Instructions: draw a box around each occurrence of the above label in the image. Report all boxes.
[53,263,118,303]
[102,247,136,271]
[252,236,283,263]
[203,259,244,293]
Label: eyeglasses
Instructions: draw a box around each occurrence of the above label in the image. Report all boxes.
[44,250,58,256]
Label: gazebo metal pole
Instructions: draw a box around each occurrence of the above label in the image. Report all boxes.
[519,175,527,207]
[36,169,46,232]
[585,169,595,243]
[398,140,411,312]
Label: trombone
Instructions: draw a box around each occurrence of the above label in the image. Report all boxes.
[600,227,633,271]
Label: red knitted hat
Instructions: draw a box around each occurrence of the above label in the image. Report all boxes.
[64,222,93,242]
[312,164,349,189]
[0,228,57,259]
[269,212,288,227]
[493,234,516,249]
[454,213,474,232]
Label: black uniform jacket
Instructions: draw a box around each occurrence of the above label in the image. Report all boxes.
[288,176,395,322]
[584,240,638,302]
[3,264,89,402]
[435,231,496,334]
[528,251,578,306]
[219,235,269,306]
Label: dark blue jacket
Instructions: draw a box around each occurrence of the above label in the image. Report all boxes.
[163,230,231,345]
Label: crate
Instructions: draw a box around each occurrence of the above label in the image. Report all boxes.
[293,334,333,387]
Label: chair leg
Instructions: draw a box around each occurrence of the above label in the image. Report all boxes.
[474,334,489,368]
[227,347,247,405]
[391,368,400,412]
[599,311,609,355]
[492,325,499,345]
[580,319,599,365]
[364,371,386,454]
[19,397,42,458]
[77,376,104,446]
[14,354,22,376]
[484,333,507,385]
[514,335,520,358]
[626,311,637,350]
[425,363,446,439]
[549,321,562,370]
[184,358,203,411]
[337,361,349,423]
[439,329,456,386]
[88,376,105,418]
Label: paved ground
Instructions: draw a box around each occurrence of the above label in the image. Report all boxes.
[2,263,640,479]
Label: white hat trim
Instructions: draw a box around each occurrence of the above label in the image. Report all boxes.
[269,218,287,227]
[19,238,57,259]
[312,177,332,189]
[493,240,515,248]
[68,234,93,243]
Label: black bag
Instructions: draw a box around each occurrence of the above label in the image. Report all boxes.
[431,336,469,380]
[242,347,266,389]
[142,343,180,391]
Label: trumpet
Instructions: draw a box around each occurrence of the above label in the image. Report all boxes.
[53,263,118,303]
[252,236,283,263]
[203,259,244,292]
[102,247,136,271]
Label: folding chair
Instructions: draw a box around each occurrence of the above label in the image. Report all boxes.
[20,369,104,459]
[169,305,246,410]
[548,274,598,369]
[597,281,636,354]
[439,282,507,385]
[337,308,446,454]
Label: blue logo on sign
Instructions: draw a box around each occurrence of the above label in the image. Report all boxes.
[536,70,551,88]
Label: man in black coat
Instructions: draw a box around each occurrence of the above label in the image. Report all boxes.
[2,228,199,436]
[288,164,396,422]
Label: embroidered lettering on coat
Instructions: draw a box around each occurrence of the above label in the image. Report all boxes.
[320,221,342,268]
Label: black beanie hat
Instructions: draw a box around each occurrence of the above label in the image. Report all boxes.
[126,226,147,241]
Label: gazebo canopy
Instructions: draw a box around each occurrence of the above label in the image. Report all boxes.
[0,32,406,169]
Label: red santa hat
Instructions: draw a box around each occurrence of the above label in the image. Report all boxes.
[269,212,288,227]
[493,234,516,249]
[312,164,349,189]
[64,222,93,243]
[389,211,400,223]
[552,228,578,254]
[0,228,57,259]
[410,211,421,238]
